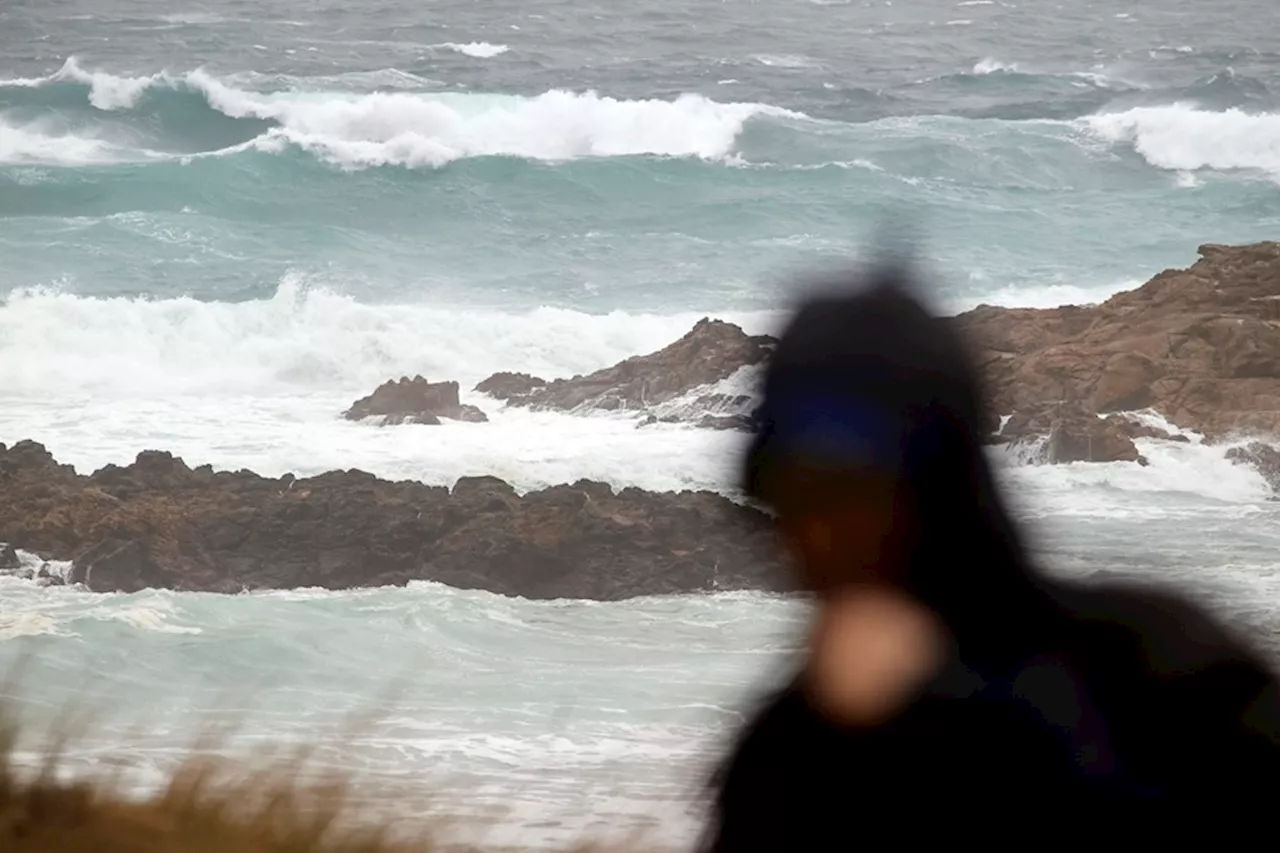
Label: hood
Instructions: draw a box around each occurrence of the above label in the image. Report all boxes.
[742,263,1063,663]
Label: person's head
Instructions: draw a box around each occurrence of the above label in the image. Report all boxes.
[743,264,1050,652]
[749,439,915,594]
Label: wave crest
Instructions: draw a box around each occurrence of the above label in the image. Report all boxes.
[0,59,801,169]
[1085,105,1280,177]
[434,42,510,59]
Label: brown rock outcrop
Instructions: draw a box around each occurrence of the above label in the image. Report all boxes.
[1000,402,1147,465]
[474,372,547,400]
[475,318,774,423]
[458,244,1280,453]
[956,242,1280,443]
[0,441,786,599]
[344,376,488,425]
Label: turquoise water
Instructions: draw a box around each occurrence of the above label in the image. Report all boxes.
[4,0,1280,845]
[3,1,1280,308]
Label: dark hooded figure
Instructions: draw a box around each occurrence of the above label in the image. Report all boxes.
[701,264,1280,849]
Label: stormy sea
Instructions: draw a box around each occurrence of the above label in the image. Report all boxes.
[3,0,1280,847]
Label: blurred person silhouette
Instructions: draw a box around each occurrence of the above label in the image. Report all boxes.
[700,260,1280,850]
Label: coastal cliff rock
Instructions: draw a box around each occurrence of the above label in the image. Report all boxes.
[953,241,1280,482]
[475,318,775,423]
[956,242,1280,443]
[0,441,786,599]
[344,376,488,425]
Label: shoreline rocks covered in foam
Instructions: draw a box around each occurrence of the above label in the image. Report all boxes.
[348,243,1280,473]
[473,317,773,423]
[958,241,1280,478]
[0,440,787,599]
[344,376,489,425]
[346,241,1280,479]
[11,242,1280,597]
[960,242,1280,447]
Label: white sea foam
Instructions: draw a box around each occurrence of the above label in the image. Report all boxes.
[48,56,157,110]
[0,274,1271,515]
[224,68,442,92]
[1084,105,1280,177]
[0,276,778,397]
[0,118,123,165]
[752,54,816,69]
[945,278,1143,312]
[158,12,227,25]
[1,59,803,168]
[223,86,798,167]
[434,42,510,58]
[974,57,1018,74]
[14,60,1267,181]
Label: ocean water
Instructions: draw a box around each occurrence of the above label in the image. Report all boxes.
[4,0,1280,846]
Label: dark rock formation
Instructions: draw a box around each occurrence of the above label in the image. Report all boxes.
[475,372,546,400]
[1226,442,1280,494]
[1000,402,1147,465]
[0,543,18,571]
[0,441,787,599]
[475,318,774,425]
[638,412,756,432]
[344,377,488,426]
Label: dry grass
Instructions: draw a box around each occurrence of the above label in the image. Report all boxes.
[0,707,664,853]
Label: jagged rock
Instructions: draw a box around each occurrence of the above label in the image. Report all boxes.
[344,376,488,426]
[474,372,548,401]
[1226,442,1280,494]
[0,543,18,570]
[958,242,1280,452]
[694,414,755,431]
[1001,402,1146,465]
[1046,417,1147,466]
[0,442,787,600]
[1112,419,1190,444]
[474,318,774,422]
[467,243,1280,445]
[638,412,755,431]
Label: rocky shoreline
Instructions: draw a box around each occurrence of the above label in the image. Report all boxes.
[0,440,787,598]
[4,242,1280,598]
[959,242,1280,467]
[343,242,1280,471]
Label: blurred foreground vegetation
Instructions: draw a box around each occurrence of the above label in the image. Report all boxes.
[0,711,659,853]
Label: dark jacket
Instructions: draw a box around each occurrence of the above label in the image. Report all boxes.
[704,269,1280,849]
